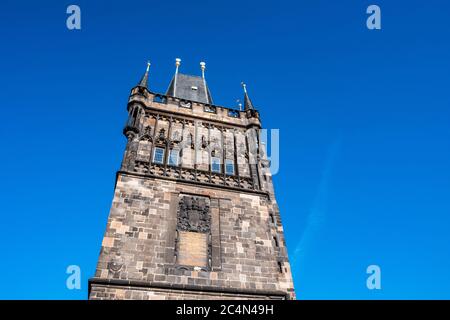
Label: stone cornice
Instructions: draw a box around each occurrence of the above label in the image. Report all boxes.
[88,277,289,300]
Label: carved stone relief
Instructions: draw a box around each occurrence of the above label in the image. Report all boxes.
[177,196,211,233]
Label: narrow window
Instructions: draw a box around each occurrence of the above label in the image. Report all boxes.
[132,107,139,126]
[269,213,275,224]
[225,159,234,175]
[153,147,165,164]
[273,236,279,247]
[132,107,138,119]
[168,149,179,166]
[278,261,283,273]
[211,157,221,173]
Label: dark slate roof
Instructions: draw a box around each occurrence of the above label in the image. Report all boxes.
[166,73,213,104]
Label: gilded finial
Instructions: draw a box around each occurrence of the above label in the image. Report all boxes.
[175,58,181,67]
[146,61,151,72]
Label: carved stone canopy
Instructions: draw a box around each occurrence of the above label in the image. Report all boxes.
[172,130,181,141]
[201,136,208,149]
[139,126,153,141]
[156,128,167,144]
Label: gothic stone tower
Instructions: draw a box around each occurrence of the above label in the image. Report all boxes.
[88,60,296,300]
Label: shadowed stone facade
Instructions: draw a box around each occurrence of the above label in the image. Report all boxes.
[89,62,295,300]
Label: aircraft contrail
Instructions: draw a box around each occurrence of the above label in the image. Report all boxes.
[291,136,341,274]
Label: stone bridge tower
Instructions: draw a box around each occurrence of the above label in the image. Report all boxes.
[88,60,296,300]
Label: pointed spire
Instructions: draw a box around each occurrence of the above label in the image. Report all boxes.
[173,58,181,97]
[200,61,210,104]
[138,61,151,88]
[241,82,255,110]
[200,61,206,78]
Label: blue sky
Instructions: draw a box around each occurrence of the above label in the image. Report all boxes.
[0,0,449,299]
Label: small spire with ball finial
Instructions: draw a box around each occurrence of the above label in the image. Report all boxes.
[138,60,151,89]
[200,61,206,79]
[173,58,181,96]
[241,81,255,110]
[200,61,210,104]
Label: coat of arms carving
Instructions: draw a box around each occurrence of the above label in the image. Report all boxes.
[177,196,210,233]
